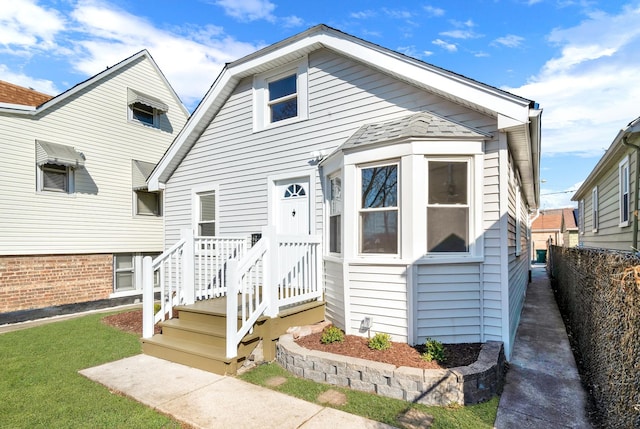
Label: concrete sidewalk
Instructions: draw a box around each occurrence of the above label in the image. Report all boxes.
[80,354,394,429]
[494,265,592,428]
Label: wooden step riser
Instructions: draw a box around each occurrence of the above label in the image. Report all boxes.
[142,342,237,375]
[160,326,260,354]
[177,311,244,328]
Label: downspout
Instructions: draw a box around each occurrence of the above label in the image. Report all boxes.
[622,135,640,250]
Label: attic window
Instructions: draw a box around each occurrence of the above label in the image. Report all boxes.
[253,57,308,131]
[127,88,168,128]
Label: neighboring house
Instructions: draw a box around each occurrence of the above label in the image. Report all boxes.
[530,208,578,261]
[144,25,542,361]
[0,50,189,316]
[573,116,640,251]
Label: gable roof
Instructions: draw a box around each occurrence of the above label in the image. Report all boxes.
[573,115,640,200]
[0,81,53,107]
[148,24,541,208]
[0,50,188,118]
[531,207,577,232]
[338,111,492,152]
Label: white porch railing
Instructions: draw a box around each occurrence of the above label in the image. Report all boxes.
[142,227,323,359]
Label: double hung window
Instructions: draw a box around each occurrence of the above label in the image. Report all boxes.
[619,157,630,226]
[426,160,470,253]
[329,175,342,254]
[197,191,216,236]
[359,164,398,254]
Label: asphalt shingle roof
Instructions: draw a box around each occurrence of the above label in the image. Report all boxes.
[0,80,53,107]
[340,111,490,151]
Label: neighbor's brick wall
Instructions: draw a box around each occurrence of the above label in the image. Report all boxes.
[0,254,113,313]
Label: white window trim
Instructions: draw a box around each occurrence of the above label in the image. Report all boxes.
[327,171,343,255]
[619,156,630,227]
[357,160,400,257]
[253,56,308,132]
[192,183,219,236]
[36,163,75,194]
[110,253,160,297]
[128,102,159,128]
[579,200,585,234]
[592,186,598,232]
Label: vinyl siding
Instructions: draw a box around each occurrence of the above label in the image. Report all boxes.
[348,264,408,342]
[323,259,345,329]
[507,154,529,352]
[415,263,481,344]
[579,149,636,250]
[0,56,188,255]
[163,48,496,246]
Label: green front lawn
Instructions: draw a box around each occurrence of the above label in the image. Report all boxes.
[0,312,181,429]
[239,362,498,428]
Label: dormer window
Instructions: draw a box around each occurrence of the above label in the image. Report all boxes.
[127,88,168,129]
[253,57,308,131]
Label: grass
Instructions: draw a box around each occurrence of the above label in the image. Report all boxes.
[239,362,499,428]
[0,312,182,429]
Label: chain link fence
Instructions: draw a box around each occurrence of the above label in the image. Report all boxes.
[548,245,640,428]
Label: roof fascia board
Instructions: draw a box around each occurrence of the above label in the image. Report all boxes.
[0,50,189,118]
[572,129,628,200]
[148,68,234,190]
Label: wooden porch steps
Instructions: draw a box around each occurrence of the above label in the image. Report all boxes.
[141,298,326,375]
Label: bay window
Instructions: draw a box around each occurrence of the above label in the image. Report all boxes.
[359,163,398,254]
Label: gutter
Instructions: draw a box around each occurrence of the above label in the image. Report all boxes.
[622,135,640,250]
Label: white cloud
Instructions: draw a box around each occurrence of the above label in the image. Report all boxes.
[350,10,376,19]
[214,0,276,22]
[0,64,59,95]
[540,182,582,210]
[432,39,457,52]
[439,29,480,39]
[281,15,304,28]
[0,0,65,52]
[492,34,525,48]
[383,8,413,20]
[423,5,445,17]
[505,4,640,156]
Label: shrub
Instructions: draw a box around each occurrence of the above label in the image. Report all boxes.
[422,338,446,362]
[368,332,392,351]
[153,303,161,314]
[320,325,344,344]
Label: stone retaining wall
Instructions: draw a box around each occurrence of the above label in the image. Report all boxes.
[277,335,505,405]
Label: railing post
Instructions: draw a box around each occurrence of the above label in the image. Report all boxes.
[315,238,323,300]
[181,228,195,305]
[264,225,279,317]
[226,258,239,359]
[142,255,154,339]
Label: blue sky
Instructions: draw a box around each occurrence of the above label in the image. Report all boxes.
[2,0,640,209]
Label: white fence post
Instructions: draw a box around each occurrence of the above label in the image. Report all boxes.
[142,255,154,339]
[264,225,279,317]
[226,258,239,359]
[181,229,195,305]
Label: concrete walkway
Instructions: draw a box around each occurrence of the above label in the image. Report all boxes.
[80,354,394,429]
[494,265,592,428]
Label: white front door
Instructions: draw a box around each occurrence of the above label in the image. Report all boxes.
[276,178,310,235]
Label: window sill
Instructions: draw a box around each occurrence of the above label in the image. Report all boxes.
[254,116,308,133]
[619,221,630,228]
[415,255,484,265]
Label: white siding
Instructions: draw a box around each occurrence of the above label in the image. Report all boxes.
[579,148,636,250]
[323,259,345,329]
[481,141,504,342]
[347,264,408,342]
[507,154,529,353]
[415,264,481,344]
[0,55,188,255]
[163,48,496,246]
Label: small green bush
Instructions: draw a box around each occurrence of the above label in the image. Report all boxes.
[422,338,446,362]
[320,325,344,344]
[368,332,392,351]
[153,303,162,314]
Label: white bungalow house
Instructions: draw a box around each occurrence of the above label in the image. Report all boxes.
[141,25,541,373]
[0,50,189,319]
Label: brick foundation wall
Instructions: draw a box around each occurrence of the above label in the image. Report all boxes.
[0,254,113,313]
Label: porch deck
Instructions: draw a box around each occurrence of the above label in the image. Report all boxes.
[142,297,325,375]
